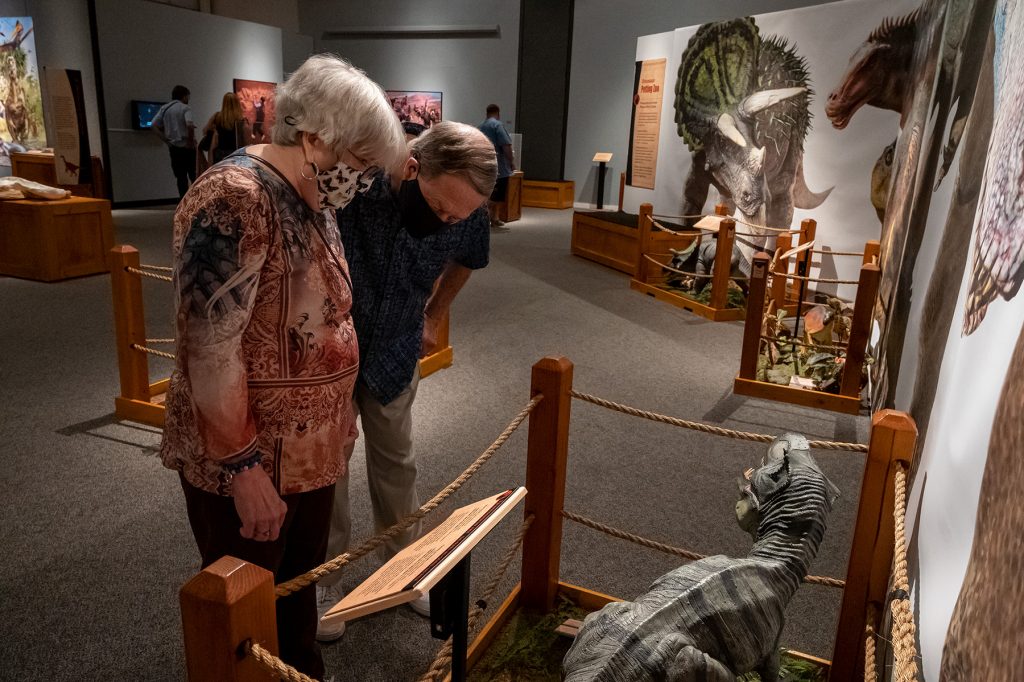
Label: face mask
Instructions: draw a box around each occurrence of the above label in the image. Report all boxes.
[315,159,375,211]
[398,177,448,239]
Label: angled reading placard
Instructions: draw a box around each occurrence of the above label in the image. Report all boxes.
[322,487,527,624]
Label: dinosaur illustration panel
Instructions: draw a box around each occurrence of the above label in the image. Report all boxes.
[0,17,45,167]
[233,79,276,146]
[624,0,920,300]
[385,91,442,129]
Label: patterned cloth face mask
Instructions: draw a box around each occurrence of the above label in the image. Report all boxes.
[314,160,377,211]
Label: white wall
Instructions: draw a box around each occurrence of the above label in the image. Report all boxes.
[0,0,102,175]
[94,0,282,202]
[566,0,844,208]
[298,0,519,131]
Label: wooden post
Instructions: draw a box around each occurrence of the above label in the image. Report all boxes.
[839,262,881,398]
[739,253,770,380]
[180,556,279,682]
[863,239,880,266]
[714,204,729,216]
[710,218,735,311]
[792,219,816,299]
[617,172,626,212]
[633,203,655,282]
[109,245,151,404]
[520,356,574,612]
[831,411,917,682]
[772,231,792,310]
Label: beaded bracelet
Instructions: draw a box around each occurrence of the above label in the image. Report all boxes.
[223,451,263,478]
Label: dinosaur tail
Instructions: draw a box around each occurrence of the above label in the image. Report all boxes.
[792,156,833,210]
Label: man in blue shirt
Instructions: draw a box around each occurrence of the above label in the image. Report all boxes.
[317,121,496,641]
[479,104,516,229]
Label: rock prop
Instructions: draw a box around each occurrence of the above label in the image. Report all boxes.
[563,434,839,681]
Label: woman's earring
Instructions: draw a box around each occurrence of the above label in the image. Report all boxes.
[300,161,319,181]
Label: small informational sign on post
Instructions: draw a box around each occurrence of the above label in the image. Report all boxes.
[626,57,666,190]
[322,487,527,624]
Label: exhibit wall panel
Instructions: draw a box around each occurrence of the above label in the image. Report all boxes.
[298,0,519,133]
[282,31,315,76]
[565,0,838,211]
[95,0,282,203]
[0,0,102,175]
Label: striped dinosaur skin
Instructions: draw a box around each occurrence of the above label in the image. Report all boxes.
[563,434,839,682]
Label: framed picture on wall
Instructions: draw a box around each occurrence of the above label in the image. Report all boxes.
[233,79,277,144]
[0,17,46,167]
[385,91,442,128]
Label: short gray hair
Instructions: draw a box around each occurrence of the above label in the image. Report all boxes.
[272,54,406,172]
[410,121,497,197]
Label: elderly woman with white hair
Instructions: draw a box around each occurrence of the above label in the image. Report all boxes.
[159,54,406,676]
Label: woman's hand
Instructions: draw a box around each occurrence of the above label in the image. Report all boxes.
[232,466,287,541]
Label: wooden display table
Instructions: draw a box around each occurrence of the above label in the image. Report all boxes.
[11,151,108,199]
[0,196,115,281]
[522,179,574,209]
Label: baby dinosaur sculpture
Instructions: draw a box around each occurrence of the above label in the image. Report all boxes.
[563,433,839,681]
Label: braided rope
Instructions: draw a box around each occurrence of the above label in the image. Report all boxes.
[568,390,868,452]
[131,343,175,360]
[761,334,849,354]
[651,218,701,236]
[819,250,866,258]
[417,515,535,682]
[772,269,860,285]
[890,465,920,682]
[125,266,173,283]
[145,338,175,344]
[651,212,708,221]
[274,396,543,597]
[728,215,797,233]
[864,604,879,682]
[562,510,845,588]
[247,640,318,682]
[642,254,750,282]
[139,263,174,272]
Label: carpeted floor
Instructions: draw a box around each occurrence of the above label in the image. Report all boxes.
[0,206,868,681]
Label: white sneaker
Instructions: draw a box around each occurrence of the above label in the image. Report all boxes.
[316,583,346,642]
[409,591,431,617]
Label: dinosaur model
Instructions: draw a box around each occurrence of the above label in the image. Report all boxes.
[674,17,832,268]
[665,235,749,293]
[563,433,839,682]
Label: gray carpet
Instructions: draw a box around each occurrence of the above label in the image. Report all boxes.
[0,206,868,680]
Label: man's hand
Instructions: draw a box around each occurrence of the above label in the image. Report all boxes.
[421,313,440,357]
[232,465,287,541]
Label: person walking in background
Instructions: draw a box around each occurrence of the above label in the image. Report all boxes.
[252,95,267,143]
[152,85,197,198]
[159,55,406,678]
[478,104,515,230]
[315,120,496,642]
[201,92,251,166]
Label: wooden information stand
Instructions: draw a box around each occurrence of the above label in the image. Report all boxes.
[0,196,114,281]
[496,170,523,223]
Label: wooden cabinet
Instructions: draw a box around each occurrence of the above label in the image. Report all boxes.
[0,197,115,281]
[497,171,523,223]
[11,152,108,199]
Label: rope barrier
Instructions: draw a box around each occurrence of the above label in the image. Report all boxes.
[145,338,175,344]
[246,640,318,682]
[274,396,543,597]
[728,215,798,233]
[864,604,879,682]
[569,390,868,452]
[139,263,174,272]
[417,515,535,682]
[819,251,866,258]
[651,212,708,221]
[771,269,860,285]
[760,334,849,354]
[125,266,173,283]
[651,218,700,236]
[131,343,176,360]
[642,254,750,282]
[889,465,920,682]
[562,510,845,588]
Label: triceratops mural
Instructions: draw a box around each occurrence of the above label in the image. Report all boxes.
[674,18,832,266]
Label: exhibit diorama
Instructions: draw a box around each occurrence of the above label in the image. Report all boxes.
[0,0,1020,680]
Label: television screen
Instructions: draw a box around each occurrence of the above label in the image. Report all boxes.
[131,100,165,130]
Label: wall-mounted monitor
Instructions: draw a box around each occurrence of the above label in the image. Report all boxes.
[131,100,165,130]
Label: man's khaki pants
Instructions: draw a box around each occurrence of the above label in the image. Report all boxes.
[323,368,421,585]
